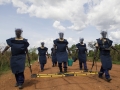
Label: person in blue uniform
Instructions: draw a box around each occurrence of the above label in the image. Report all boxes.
[94,31,119,82]
[53,32,71,73]
[38,42,49,72]
[76,38,88,72]
[51,45,57,67]
[1,29,30,89]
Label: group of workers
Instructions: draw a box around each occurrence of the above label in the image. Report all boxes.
[1,29,119,89]
[37,32,88,73]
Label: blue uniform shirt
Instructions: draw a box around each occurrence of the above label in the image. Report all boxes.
[76,43,87,62]
[96,38,113,70]
[38,47,48,64]
[53,39,68,63]
[6,37,29,74]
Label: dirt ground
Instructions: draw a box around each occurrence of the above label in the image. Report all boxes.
[0,58,120,90]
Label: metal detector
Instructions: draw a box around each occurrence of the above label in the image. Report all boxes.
[89,57,98,73]
[27,58,37,78]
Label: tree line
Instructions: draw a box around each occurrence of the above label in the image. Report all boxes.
[87,42,120,62]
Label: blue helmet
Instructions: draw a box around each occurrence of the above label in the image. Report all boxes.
[59,32,64,39]
[79,38,84,42]
[41,42,45,46]
[101,31,107,38]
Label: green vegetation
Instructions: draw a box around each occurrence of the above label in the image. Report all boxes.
[68,44,78,59]
[112,60,120,64]
[87,43,120,65]
[87,56,120,65]
[88,44,120,64]
[0,44,11,75]
[69,43,120,64]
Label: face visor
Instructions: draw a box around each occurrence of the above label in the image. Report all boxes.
[101,31,107,38]
[79,38,84,43]
[41,42,45,47]
[15,29,23,38]
[59,32,64,39]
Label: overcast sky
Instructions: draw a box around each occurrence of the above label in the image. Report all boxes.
[0,0,120,52]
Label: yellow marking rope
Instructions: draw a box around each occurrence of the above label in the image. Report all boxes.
[36,71,98,76]
[34,72,98,78]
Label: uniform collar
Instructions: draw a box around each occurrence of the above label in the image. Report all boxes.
[15,37,23,40]
[100,38,106,41]
[41,46,45,49]
[80,43,84,45]
[59,38,64,41]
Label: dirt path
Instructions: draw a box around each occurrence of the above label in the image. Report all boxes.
[0,59,120,90]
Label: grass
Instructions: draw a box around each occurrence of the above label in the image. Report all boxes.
[112,61,120,65]
[0,59,37,76]
[87,56,120,65]
[87,57,93,61]
[87,57,100,62]
[0,65,10,76]
[25,59,37,66]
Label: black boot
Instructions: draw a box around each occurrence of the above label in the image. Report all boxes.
[55,64,57,67]
[55,62,57,66]
[41,69,44,72]
[106,78,112,82]
[80,68,82,70]
[18,84,23,89]
[98,72,103,79]
[52,64,54,67]
[58,67,63,74]
[64,68,67,73]
[84,69,88,72]
[14,83,18,87]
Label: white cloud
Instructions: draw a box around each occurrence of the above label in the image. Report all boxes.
[88,0,120,31]
[53,20,66,31]
[23,30,54,48]
[67,37,77,47]
[110,31,120,39]
[1,0,120,44]
[1,0,120,32]
[3,0,89,31]
[0,0,11,5]
[110,30,120,44]
[11,0,29,14]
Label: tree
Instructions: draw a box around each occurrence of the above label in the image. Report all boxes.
[69,44,78,58]
[88,41,96,50]
[28,47,38,61]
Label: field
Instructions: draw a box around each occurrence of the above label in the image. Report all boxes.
[0,58,120,90]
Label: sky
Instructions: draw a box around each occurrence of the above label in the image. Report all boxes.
[0,0,120,53]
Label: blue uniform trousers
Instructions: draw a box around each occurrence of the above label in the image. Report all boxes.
[15,72,24,85]
[58,62,67,69]
[99,66,110,79]
[53,62,57,65]
[40,64,45,70]
[79,61,87,70]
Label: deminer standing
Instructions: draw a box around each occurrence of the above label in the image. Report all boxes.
[53,32,71,74]
[51,45,57,67]
[37,42,49,72]
[76,38,88,72]
[2,29,30,89]
[94,31,119,82]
